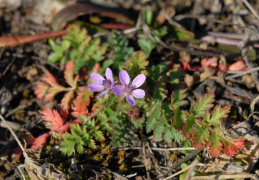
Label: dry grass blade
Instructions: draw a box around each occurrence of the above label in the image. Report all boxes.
[0,114,28,159]
[190,173,259,180]
[162,159,198,180]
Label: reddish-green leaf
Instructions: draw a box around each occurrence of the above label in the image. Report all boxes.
[61,90,75,113]
[191,93,215,117]
[192,127,209,148]
[123,51,149,76]
[42,71,62,87]
[64,61,79,88]
[34,83,49,100]
[182,115,196,138]
[72,87,93,117]
[208,130,223,157]
[208,106,230,125]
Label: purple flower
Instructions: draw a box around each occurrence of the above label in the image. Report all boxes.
[113,70,146,106]
[87,68,114,97]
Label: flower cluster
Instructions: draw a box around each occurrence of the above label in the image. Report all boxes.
[87,68,146,106]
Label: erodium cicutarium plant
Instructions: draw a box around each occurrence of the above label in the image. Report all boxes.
[88,69,146,106]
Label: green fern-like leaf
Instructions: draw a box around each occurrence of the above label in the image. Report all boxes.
[182,115,196,138]
[138,39,155,58]
[166,67,184,84]
[149,64,168,82]
[164,127,185,144]
[153,78,168,100]
[171,89,188,108]
[60,138,76,156]
[48,24,106,73]
[63,24,88,46]
[103,31,134,70]
[60,131,82,155]
[173,108,186,129]
[91,127,105,141]
[146,101,161,133]
[60,118,107,155]
[154,115,166,139]
[191,93,215,117]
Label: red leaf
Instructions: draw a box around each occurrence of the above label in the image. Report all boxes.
[35,71,66,102]
[31,119,82,150]
[61,90,75,113]
[39,108,63,130]
[93,63,100,73]
[208,131,223,157]
[64,61,79,88]
[201,58,218,68]
[31,132,51,150]
[34,83,49,100]
[228,60,248,71]
[181,62,202,71]
[191,128,209,148]
[72,87,93,117]
[222,138,246,157]
[42,71,61,87]
[182,62,191,71]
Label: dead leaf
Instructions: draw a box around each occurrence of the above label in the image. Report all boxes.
[242,75,255,89]
[184,74,193,87]
[24,0,65,25]
[200,67,215,81]
[51,2,134,31]
[24,148,66,180]
[156,6,175,24]
[0,0,21,11]
[179,51,191,63]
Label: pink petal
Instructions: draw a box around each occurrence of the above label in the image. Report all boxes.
[132,89,145,98]
[87,84,105,92]
[97,89,109,98]
[126,95,135,106]
[90,72,105,84]
[105,68,114,86]
[119,70,130,86]
[131,74,146,88]
[113,85,124,96]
